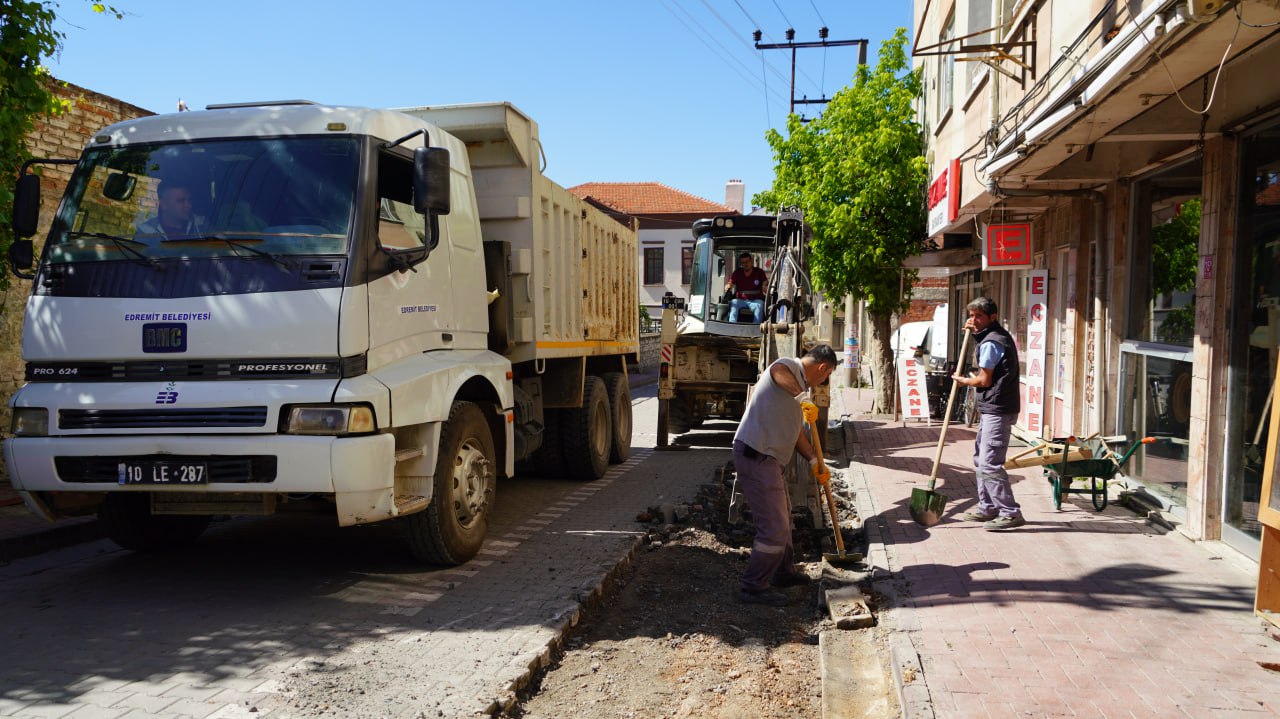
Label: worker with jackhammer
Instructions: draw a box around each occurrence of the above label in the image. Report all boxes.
[732,344,839,606]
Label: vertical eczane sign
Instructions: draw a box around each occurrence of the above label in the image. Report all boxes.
[897,354,929,420]
[1024,269,1049,435]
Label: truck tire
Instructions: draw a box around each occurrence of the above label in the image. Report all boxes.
[564,376,612,480]
[524,408,567,477]
[98,492,209,551]
[657,399,670,448]
[402,401,496,565]
[668,397,692,435]
[602,371,632,463]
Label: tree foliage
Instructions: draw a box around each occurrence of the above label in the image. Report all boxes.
[0,2,118,287]
[753,27,929,317]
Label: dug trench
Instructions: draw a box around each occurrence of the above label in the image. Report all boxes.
[502,448,898,719]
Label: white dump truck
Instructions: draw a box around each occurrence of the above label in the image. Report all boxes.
[3,101,637,564]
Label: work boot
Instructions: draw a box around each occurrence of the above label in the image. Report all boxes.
[984,515,1026,531]
[737,587,789,606]
[961,510,998,522]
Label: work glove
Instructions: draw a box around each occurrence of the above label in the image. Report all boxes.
[811,457,831,486]
[800,401,820,425]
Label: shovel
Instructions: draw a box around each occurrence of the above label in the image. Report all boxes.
[909,327,973,527]
[802,402,862,566]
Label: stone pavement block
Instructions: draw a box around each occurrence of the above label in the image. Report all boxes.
[156,698,221,719]
[110,694,181,714]
[159,685,222,703]
[8,704,77,719]
[63,706,128,719]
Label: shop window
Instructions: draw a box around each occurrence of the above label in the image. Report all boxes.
[1225,125,1280,544]
[1118,158,1202,508]
[681,246,693,285]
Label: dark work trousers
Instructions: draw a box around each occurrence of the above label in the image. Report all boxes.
[973,412,1022,518]
[732,439,796,592]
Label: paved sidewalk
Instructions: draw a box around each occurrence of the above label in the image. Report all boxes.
[832,382,1280,718]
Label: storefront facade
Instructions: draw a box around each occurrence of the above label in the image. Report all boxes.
[912,0,1280,560]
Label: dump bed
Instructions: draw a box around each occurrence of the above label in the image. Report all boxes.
[398,103,638,366]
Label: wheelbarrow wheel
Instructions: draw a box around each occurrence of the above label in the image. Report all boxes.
[1091,477,1109,511]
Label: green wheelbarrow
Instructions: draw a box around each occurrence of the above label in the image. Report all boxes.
[1005,435,1162,512]
[1040,435,1160,511]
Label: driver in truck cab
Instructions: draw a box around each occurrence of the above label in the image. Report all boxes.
[725,252,767,323]
[136,180,205,239]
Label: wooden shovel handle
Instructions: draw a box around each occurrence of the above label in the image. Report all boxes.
[928,328,973,491]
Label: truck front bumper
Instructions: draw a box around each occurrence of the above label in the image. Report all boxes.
[3,433,399,526]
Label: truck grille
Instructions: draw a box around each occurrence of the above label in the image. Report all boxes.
[58,407,269,430]
[54,455,278,484]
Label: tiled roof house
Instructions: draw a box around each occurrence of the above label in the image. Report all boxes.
[568,182,739,318]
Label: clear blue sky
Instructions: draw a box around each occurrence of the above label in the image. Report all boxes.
[47,1,913,209]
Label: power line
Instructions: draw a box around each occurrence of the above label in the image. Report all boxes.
[659,0,788,106]
[807,0,828,27]
[731,0,764,31]
[697,0,790,86]
[768,0,794,29]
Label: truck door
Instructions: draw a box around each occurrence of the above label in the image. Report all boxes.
[366,147,454,360]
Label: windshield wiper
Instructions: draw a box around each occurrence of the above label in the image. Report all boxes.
[166,234,294,272]
[65,231,163,270]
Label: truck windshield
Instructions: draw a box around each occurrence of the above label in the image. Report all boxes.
[46,137,359,264]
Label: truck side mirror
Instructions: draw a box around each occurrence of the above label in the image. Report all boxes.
[8,239,35,280]
[413,147,451,216]
[13,173,41,238]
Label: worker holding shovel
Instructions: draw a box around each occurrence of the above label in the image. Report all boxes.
[951,297,1026,530]
[732,344,839,606]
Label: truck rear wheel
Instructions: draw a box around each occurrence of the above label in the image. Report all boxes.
[98,493,209,551]
[657,399,670,448]
[564,375,612,480]
[668,397,692,435]
[602,371,632,463]
[402,401,495,564]
[523,407,567,477]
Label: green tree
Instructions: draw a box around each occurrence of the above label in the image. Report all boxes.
[0,1,119,287]
[755,27,928,413]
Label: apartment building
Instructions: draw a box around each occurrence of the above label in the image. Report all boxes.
[911,0,1280,565]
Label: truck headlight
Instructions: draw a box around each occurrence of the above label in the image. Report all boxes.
[11,408,49,436]
[281,404,376,436]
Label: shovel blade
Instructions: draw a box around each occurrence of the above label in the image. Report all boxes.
[909,487,948,527]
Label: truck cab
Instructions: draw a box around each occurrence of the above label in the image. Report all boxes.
[3,101,637,565]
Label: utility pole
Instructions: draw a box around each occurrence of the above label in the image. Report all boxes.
[753,27,868,117]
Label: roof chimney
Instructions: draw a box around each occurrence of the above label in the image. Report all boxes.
[725,179,745,214]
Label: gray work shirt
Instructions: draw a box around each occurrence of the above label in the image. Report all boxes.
[734,356,807,464]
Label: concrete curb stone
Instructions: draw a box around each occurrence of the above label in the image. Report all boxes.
[832,384,936,719]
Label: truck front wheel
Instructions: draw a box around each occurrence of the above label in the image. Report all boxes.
[98,493,210,551]
[402,401,496,564]
[564,376,612,480]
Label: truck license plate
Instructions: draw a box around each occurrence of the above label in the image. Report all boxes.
[117,460,208,485]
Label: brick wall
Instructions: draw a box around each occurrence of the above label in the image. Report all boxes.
[903,277,948,323]
[1,80,152,467]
